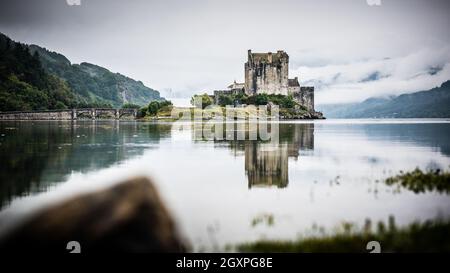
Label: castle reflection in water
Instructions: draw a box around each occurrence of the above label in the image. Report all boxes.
[210,124,314,188]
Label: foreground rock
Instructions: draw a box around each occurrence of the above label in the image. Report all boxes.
[0,177,188,253]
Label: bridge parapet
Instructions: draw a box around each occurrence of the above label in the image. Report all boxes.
[0,108,138,120]
[118,108,138,119]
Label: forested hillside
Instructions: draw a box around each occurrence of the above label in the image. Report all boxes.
[0,33,76,111]
[0,33,161,111]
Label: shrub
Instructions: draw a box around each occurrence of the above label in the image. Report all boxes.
[138,107,148,117]
[255,94,268,105]
[143,100,173,116]
[147,101,160,115]
[218,95,233,106]
[191,93,212,109]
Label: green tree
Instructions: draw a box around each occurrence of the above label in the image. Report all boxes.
[191,93,212,109]
[158,100,173,108]
[234,93,248,105]
[147,101,160,115]
[138,107,148,117]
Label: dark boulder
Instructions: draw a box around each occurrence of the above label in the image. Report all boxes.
[0,177,188,253]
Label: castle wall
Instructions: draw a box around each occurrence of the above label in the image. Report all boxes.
[244,51,289,96]
[244,62,255,95]
[255,62,289,95]
[288,85,300,95]
[293,87,314,111]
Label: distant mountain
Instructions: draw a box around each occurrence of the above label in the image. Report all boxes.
[317,81,450,118]
[29,44,161,107]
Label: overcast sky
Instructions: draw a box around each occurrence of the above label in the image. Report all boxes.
[1,0,449,104]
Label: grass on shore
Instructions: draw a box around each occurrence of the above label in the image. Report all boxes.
[237,217,450,253]
[237,169,450,253]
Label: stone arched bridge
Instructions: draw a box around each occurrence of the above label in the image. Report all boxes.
[0,108,138,120]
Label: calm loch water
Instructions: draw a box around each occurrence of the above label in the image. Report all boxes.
[0,120,449,250]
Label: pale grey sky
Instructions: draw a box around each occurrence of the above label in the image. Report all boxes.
[1,0,449,104]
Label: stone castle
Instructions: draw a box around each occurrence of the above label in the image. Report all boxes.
[214,50,315,111]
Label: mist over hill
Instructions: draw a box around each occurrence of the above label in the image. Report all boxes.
[317,81,450,118]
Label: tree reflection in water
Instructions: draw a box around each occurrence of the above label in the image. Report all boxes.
[0,121,172,208]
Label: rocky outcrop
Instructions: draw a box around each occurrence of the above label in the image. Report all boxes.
[279,108,325,120]
[0,177,188,253]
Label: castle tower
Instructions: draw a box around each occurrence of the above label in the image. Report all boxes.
[244,50,289,95]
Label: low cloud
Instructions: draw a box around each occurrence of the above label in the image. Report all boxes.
[292,47,450,104]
